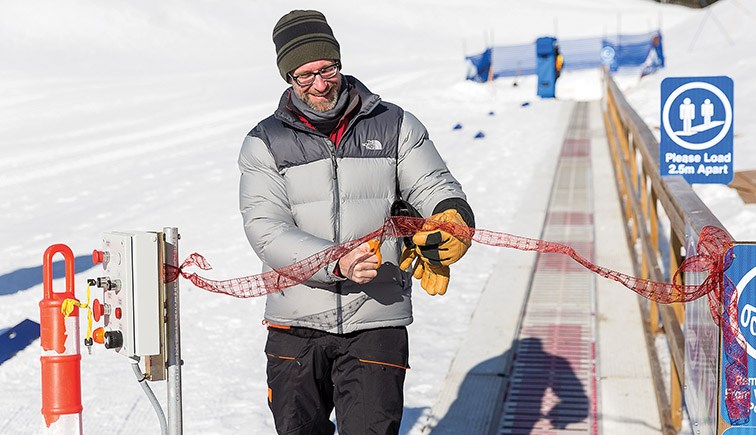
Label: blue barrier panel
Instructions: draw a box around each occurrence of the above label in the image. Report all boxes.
[465,31,663,82]
[559,36,603,71]
[602,31,664,73]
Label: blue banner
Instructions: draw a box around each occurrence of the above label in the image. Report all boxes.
[722,244,756,428]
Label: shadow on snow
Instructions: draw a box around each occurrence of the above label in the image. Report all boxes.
[0,255,95,296]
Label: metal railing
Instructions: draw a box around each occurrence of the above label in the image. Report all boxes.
[601,68,731,434]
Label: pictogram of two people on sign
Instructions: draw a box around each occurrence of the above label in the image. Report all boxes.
[678,97,716,136]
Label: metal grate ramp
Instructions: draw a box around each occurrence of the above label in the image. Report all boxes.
[496,102,598,435]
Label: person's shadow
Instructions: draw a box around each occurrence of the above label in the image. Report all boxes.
[434,337,589,434]
[504,337,589,432]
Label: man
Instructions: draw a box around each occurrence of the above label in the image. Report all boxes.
[238,10,474,434]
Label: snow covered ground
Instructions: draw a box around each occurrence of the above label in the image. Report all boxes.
[1,0,753,433]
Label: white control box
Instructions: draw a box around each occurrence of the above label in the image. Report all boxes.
[100,231,161,357]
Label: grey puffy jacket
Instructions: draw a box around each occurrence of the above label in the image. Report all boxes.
[238,75,467,334]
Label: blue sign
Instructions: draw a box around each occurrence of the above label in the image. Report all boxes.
[722,244,756,428]
[600,45,617,72]
[660,76,733,184]
[725,428,756,434]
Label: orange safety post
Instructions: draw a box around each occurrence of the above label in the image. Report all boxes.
[40,244,83,433]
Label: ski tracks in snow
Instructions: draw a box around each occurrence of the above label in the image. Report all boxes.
[0,76,266,189]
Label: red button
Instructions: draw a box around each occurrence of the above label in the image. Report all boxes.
[115,307,122,319]
[92,249,104,265]
[92,299,105,322]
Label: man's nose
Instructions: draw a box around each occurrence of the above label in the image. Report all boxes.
[312,74,329,92]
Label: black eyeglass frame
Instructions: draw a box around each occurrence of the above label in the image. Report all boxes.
[288,61,342,87]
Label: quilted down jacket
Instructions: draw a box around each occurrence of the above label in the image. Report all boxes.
[238,75,469,334]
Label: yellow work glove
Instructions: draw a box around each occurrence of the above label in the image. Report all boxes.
[412,209,472,267]
[400,248,450,296]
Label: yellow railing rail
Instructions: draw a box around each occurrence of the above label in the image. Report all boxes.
[601,68,731,435]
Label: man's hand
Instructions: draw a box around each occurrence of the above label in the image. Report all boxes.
[412,209,472,266]
[338,241,380,284]
[400,248,450,296]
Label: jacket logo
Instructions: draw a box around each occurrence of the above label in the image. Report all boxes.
[362,139,383,150]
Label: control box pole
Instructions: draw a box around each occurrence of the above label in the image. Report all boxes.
[164,227,183,435]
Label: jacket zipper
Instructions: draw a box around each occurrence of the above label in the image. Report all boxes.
[325,137,344,334]
[326,138,340,240]
[274,92,381,333]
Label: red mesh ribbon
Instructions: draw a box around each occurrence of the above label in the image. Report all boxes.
[164,217,747,421]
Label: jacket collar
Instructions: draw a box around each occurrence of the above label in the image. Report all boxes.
[274,75,381,131]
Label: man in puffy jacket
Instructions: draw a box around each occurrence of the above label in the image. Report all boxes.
[238,9,474,435]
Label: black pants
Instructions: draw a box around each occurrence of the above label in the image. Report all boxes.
[264,326,410,435]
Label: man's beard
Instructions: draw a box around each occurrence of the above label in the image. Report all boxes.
[295,82,340,112]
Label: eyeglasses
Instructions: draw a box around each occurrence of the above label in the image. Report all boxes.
[289,62,341,87]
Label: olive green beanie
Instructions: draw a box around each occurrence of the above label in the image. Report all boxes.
[273,10,341,82]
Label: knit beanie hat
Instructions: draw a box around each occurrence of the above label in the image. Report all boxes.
[273,10,341,82]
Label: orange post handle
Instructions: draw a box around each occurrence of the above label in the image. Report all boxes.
[40,244,78,353]
[39,243,82,427]
[43,244,76,301]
